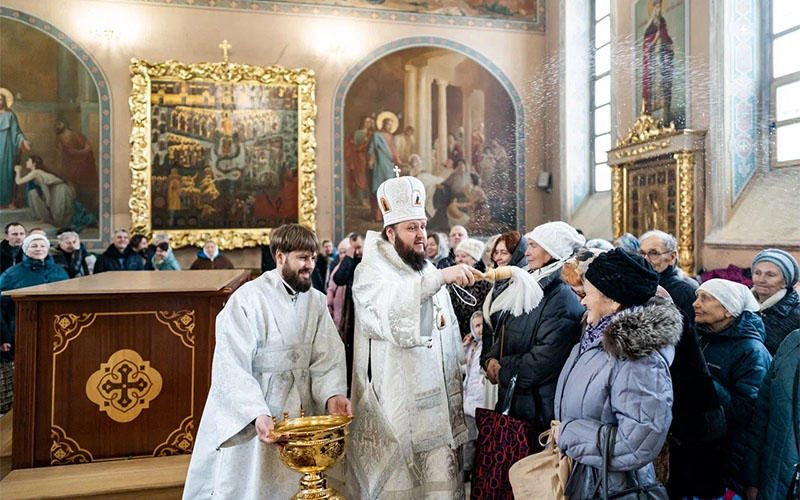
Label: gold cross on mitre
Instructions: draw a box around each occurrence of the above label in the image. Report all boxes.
[393,165,401,177]
[218,40,232,62]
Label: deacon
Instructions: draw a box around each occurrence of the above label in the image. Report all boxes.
[346,172,477,499]
[183,224,349,500]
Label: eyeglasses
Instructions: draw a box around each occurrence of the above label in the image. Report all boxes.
[637,249,672,259]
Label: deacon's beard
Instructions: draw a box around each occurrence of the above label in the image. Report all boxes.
[394,237,427,272]
[282,266,312,293]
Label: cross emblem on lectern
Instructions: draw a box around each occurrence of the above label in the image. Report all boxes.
[100,361,150,409]
[393,165,401,177]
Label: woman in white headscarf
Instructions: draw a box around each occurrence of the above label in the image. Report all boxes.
[693,279,772,497]
[482,222,585,441]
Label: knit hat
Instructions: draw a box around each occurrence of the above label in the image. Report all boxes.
[22,233,50,253]
[585,248,659,307]
[614,233,640,254]
[524,222,586,261]
[697,279,760,317]
[752,248,799,289]
[456,238,485,264]
[377,175,426,227]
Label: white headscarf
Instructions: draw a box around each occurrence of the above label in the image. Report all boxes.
[698,279,759,317]
[524,221,586,261]
[22,233,51,253]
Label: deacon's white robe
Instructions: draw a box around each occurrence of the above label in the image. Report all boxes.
[182,270,347,500]
[346,231,468,500]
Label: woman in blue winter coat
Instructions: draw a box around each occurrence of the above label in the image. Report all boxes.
[693,278,772,497]
[554,248,682,499]
[743,328,800,500]
[0,233,69,335]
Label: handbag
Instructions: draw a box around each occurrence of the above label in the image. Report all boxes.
[471,325,537,500]
[787,363,800,500]
[508,419,573,500]
[590,426,669,500]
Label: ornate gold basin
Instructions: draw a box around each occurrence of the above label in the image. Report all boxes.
[270,413,352,499]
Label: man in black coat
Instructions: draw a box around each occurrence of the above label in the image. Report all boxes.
[0,222,25,275]
[331,232,363,392]
[311,239,334,293]
[640,229,726,499]
[93,229,145,273]
[51,230,89,278]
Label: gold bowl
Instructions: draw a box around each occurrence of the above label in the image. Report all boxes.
[270,414,352,499]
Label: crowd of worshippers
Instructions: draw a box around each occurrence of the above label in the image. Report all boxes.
[1,216,799,500]
[320,224,799,500]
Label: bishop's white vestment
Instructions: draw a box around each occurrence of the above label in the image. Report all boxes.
[182,270,347,500]
[346,231,468,500]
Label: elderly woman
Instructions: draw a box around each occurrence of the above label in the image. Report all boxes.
[554,248,682,499]
[483,222,585,437]
[751,248,800,355]
[694,279,772,497]
[425,232,449,267]
[448,238,491,337]
[0,234,69,336]
[190,240,234,270]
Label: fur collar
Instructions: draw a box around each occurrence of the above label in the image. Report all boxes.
[601,297,683,360]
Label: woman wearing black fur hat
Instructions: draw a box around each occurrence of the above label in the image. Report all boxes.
[553,248,682,499]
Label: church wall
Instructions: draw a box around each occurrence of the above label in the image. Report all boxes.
[611,0,799,271]
[2,0,547,268]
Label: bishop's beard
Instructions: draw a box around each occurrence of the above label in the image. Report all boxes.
[395,237,427,272]
[282,266,312,292]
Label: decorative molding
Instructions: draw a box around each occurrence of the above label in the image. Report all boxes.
[675,150,695,273]
[53,313,97,354]
[154,416,195,456]
[615,109,676,148]
[85,349,164,423]
[611,165,625,239]
[51,425,93,465]
[117,0,545,33]
[0,8,112,251]
[155,310,196,348]
[331,37,526,242]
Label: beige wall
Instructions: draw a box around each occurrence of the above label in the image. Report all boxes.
[3,0,548,268]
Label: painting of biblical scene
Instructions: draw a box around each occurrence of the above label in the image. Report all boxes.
[0,17,100,239]
[149,80,299,230]
[273,0,542,23]
[343,47,517,236]
[627,159,678,237]
[634,0,687,128]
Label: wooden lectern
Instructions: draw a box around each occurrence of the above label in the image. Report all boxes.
[4,270,249,470]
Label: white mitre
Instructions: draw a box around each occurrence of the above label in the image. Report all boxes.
[376,172,426,227]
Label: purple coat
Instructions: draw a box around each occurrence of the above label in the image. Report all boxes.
[554,298,682,499]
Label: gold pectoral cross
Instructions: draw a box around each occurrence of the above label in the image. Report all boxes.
[218,40,232,62]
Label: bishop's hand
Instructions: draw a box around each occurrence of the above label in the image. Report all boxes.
[441,264,479,287]
[327,395,352,416]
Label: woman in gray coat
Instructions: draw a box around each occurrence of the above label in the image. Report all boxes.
[554,249,682,499]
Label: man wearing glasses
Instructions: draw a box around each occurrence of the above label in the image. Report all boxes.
[638,229,698,321]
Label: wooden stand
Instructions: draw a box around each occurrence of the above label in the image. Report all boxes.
[0,454,190,499]
[3,270,249,470]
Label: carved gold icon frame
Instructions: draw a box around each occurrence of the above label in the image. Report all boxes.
[129,59,317,250]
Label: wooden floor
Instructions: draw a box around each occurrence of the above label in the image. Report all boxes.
[0,454,190,500]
